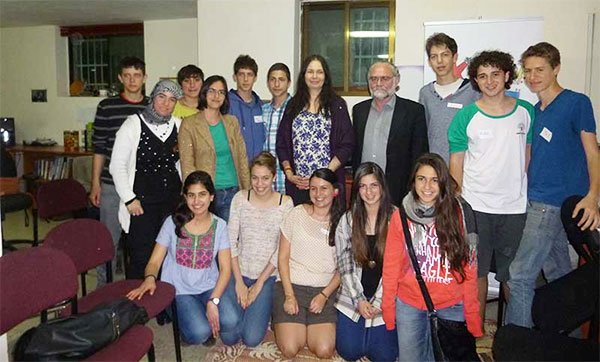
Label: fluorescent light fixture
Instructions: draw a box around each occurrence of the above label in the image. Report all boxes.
[349,31,389,38]
[377,54,389,59]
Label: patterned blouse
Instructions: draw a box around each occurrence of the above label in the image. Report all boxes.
[291,110,331,177]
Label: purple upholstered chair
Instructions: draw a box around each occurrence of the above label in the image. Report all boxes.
[43,219,181,362]
[0,246,154,361]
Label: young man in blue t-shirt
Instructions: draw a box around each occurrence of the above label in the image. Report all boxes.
[506,42,600,328]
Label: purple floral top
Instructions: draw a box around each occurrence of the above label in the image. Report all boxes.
[292,110,331,177]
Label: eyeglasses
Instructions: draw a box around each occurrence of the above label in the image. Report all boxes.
[368,76,394,83]
[207,88,226,97]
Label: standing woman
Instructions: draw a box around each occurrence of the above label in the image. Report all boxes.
[276,54,354,205]
[127,171,241,345]
[229,151,294,346]
[382,153,482,361]
[178,75,250,221]
[110,80,183,280]
[273,168,344,359]
[333,162,398,361]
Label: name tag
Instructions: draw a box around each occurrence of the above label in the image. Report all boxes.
[540,127,553,142]
[447,102,463,109]
[478,129,493,139]
[254,115,264,123]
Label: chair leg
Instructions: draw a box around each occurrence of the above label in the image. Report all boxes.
[171,301,182,362]
[146,343,156,362]
[81,272,87,296]
[32,208,39,246]
[41,309,48,323]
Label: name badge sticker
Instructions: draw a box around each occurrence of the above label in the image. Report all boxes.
[447,102,463,109]
[254,115,264,123]
[478,129,494,139]
[540,127,553,142]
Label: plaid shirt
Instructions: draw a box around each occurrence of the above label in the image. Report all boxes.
[262,95,291,193]
[334,211,385,327]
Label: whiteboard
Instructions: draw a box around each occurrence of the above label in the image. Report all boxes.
[424,18,544,104]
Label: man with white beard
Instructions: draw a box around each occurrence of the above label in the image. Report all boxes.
[352,61,429,205]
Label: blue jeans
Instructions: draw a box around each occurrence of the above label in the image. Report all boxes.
[335,311,398,362]
[96,183,121,285]
[175,282,242,345]
[506,201,572,327]
[235,276,275,347]
[213,186,239,222]
[396,298,465,362]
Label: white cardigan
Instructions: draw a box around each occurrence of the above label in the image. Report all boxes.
[109,113,182,232]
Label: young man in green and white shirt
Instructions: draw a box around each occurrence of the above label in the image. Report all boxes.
[448,50,534,331]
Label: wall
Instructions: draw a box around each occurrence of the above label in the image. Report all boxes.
[197,0,298,98]
[0,18,198,144]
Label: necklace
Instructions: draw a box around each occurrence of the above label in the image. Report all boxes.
[367,235,377,269]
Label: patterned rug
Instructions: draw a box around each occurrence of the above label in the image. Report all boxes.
[204,320,497,361]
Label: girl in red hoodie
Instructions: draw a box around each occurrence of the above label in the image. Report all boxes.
[382,153,482,361]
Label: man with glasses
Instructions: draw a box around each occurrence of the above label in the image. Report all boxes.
[419,33,479,164]
[352,61,428,205]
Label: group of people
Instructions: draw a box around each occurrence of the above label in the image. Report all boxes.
[88,31,599,361]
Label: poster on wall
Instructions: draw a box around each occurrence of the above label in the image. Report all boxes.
[423,17,543,104]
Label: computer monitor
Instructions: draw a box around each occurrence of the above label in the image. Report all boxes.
[1,117,15,146]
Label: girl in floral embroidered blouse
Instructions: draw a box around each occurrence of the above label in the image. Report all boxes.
[127,171,241,346]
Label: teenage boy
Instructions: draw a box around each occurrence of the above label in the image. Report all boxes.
[262,63,292,193]
[90,56,149,285]
[506,42,599,328]
[419,33,479,163]
[448,51,534,329]
[228,55,264,163]
[173,64,204,119]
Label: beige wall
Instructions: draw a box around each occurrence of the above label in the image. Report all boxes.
[0,18,199,144]
[197,0,298,98]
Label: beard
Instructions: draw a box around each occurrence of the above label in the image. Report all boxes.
[371,87,394,100]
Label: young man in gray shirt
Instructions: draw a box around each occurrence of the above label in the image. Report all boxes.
[419,33,478,163]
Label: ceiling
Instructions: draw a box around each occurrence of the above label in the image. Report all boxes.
[0,0,197,28]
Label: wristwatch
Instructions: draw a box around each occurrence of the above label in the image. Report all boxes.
[209,297,220,306]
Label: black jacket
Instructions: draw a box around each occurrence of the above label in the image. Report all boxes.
[352,96,429,206]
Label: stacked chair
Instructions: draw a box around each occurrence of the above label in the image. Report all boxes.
[0,246,154,361]
[493,195,599,361]
[43,218,182,362]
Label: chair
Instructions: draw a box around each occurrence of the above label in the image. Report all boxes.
[0,246,155,361]
[43,219,182,362]
[36,178,88,225]
[1,146,38,250]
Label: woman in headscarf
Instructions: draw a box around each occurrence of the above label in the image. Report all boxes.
[110,79,184,280]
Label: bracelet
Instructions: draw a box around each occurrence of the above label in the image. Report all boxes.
[144,274,157,281]
[320,291,329,300]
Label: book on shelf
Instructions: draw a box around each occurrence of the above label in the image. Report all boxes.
[33,156,74,180]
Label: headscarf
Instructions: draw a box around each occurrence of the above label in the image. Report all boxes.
[141,80,183,125]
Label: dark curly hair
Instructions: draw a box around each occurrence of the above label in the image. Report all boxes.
[467,50,516,92]
[198,75,229,114]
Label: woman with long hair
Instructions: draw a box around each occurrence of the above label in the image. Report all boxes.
[127,171,241,346]
[276,54,354,205]
[110,80,183,280]
[229,151,294,346]
[178,75,250,221]
[273,168,344,359]
[382,153,482,361]
[333,162,398,361]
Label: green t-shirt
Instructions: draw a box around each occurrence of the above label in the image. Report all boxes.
[209,121,238,189]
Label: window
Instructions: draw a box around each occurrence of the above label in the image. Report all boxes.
[61,24,144,96]
[302,1,395,95]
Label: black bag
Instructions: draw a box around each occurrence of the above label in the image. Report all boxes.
[399,207,479,362]
[13,298,149,361]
